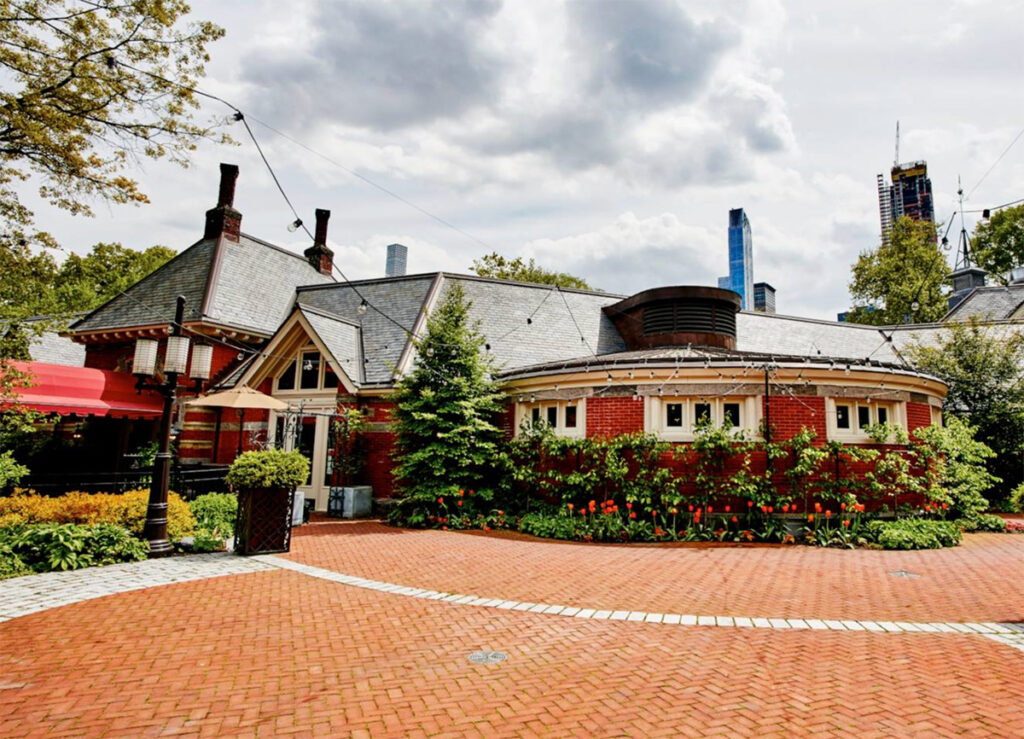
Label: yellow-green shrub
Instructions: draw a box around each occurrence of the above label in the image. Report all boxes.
[0,490,195,541]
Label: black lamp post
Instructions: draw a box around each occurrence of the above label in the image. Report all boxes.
[132,295,213,557]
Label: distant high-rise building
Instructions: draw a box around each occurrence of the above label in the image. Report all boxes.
[718,208,753,310]
[878,161,934,241]
[385,243,408,277]
[753,282,776,314]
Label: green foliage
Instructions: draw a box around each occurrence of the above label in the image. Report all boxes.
[846,216,948,325]
[390,283,506,525]
[226,449,309,490]
[0,522,147,572]
[1010,482,1024,513]
[330,406,369,484]
[972,204,1024,282]
[912,418,997,519]
[470,252,593,290]
[0,450,29,491]
[906,318,1024,493]
[865,519,962,550]
[189,492,237,542]
[959,513,1007,533]
[52,243,177,314]
[690,420,758,504]
[0,0,226,250]
[518,510,584,541]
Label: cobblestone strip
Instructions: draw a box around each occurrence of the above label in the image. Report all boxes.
[0,553,273,623]
[257,555,1024,651]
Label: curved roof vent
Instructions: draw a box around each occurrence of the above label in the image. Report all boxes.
[602,286,740,350]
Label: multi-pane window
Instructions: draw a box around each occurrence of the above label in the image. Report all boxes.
[829,399,902,440]
[275,348,339,392]
[518,400,585,437]
[648,397,757,440]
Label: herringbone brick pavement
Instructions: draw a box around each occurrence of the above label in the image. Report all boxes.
[285,522,1024,624]
[1,567,1022,738]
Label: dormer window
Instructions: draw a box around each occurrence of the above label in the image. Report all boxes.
[275,348,337,392]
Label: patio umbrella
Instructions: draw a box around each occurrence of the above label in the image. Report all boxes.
[188,386,290,457]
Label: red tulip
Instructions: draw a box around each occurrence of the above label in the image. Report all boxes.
[808,514,815,523]
[457,500,463,507]
[826,510,832,518]
[725,505,731,513]
[731,515,738,523]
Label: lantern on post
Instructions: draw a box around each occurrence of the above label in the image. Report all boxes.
[132,295,212,557]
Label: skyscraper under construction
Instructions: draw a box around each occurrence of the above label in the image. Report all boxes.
[877,160,935,241]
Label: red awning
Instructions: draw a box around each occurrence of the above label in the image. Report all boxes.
[4,361,163,419]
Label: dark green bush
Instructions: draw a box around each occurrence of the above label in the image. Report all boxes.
[967,513,1007,532]
[0,523,148,572]
[518,511,582,541]
[0,539,31,579]
[865,519,962,550]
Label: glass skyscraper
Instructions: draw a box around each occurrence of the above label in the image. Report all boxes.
[723,208,753,310]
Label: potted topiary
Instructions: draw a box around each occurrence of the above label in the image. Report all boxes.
[226,449,309,555]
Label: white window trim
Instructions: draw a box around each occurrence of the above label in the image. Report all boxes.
[645,396,760,441]
[514,399,586,438]
[826,398,905,442]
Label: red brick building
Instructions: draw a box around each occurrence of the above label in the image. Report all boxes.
[29,164,948,508]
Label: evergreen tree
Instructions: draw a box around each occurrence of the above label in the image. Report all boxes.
[390,283,506,526]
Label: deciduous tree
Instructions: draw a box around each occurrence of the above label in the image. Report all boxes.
[846,217,948,325]
[470,252,593,290]
[971,204,1024,283]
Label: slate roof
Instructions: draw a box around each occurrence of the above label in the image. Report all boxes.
[69,234,332,336]
[30,330,86,367]
[943,285,1024,322]
[295,273,626,385]
[299,306,363,385]
[736,312,902,363]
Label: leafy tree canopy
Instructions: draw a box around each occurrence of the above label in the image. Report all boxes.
[846,217,949,325]
[1,240,174,357]
[0,0,226,247]
[470,252,593,290]
[971,203,1024,283]
[390,283,507,524]
[906,318,1024,491]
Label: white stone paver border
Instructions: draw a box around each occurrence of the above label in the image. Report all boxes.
[256,555,1024,653]
[0,553,273,623]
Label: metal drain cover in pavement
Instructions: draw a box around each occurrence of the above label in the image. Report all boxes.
[468,650,507,664]
[889,570,920,578]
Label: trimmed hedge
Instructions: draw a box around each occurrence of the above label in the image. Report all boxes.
[0,490,195,541]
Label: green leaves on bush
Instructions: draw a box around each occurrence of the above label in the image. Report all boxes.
[0,523,148,575]
[226,449,309,490]
[865,519,962,550]
[190,493,237,537]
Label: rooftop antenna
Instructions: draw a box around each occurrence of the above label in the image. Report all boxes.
[894,120,900,167]
[953,176,973,269]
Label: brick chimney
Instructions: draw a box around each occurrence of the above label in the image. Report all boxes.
[203,163,242,242]
[304,208,334,276]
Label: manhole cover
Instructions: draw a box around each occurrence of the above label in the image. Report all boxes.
[889,570,920,578]
[468,650,507,664]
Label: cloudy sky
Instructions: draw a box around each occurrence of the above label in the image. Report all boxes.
[23,0,1024,320]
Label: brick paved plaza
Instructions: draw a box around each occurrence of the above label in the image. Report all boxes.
[1,521,1023,738]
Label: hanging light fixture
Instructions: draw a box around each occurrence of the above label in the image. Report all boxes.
[287,218,303,233]
[190,343,214,380]
[164,334,191,374]
[132,338,159,377]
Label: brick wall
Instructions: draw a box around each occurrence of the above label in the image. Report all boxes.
[906,401,933,432]
[764,395,827,442]
[360,399,397,498]
[586,396,644,437]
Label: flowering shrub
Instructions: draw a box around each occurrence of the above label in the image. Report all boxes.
[0,490,195,541]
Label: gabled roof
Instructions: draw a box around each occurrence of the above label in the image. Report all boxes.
[293,272,627,385]
[943,285,1024,322]
[68,233,333,337]
[736,312,902,363]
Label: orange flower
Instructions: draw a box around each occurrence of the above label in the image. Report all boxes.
[843,520,850,528]
[767,506,774,514]
[731,515,738,523]
[814,502,822,513]
[626,502,633,509]
[437,497,444,504]
[942,503,949,510]
[580,510,586,516]
[459,489,465,496]
[568,503,574,511]
[652,510,659,517]
[707,505,713,513]
[747,500,754,508]
[498,510,504,516]
[629,512,637,519]
[670,508,678,515]
[840,503,847,511]
[442,525,448,531]
[808,514,815,523]
[484,526,490,532]
[457,500,463,507]
[688,504,694,512]
[725,505,731,513]
[826,510,832,518]
[469,489,474,495]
